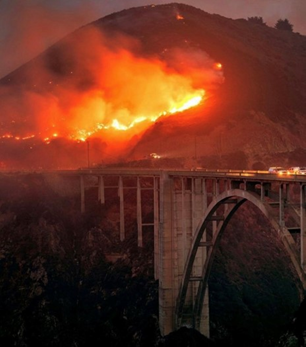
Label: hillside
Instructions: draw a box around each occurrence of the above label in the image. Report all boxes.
[0,3,306,169]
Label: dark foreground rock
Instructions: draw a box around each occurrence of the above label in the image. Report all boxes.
[160,327,217,347]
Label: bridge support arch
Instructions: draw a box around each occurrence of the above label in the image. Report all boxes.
[158,177,306,336]
[73,168,306,337]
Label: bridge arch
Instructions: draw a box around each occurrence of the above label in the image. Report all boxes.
[74,168,306,336]
[175,188,306,331]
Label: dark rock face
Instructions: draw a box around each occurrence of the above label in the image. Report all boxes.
[160,327,217,347]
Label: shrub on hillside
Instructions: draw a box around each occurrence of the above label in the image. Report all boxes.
[247,17,266,26]
[275,19,293,32]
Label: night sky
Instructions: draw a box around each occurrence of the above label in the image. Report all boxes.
[0,0,305,79]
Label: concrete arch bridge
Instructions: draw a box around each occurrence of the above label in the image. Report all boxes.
[74,168,306,336]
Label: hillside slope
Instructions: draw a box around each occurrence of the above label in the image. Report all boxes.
[0,3,306,169]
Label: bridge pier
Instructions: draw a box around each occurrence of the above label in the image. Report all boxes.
[154,177,160,279]
[159,174,210,336]
[191,178,210,337]
[159,172,175,335]
[118,176,125,241]
[80,175,85,213]
[98,176,105,203]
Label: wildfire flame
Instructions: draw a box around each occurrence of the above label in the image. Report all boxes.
[0,28,224,146]
[1,134,35,141]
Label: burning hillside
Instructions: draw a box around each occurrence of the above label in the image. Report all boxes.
[1,29,222,140]
[0,11,224,169]
[0,3,306,169]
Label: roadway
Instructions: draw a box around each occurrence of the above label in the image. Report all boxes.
[2,168,306,183]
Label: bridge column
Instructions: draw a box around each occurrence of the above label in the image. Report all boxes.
[137,177,142,247]
[212,179,219,234]
[154,177,160,280]
[192,178,209,337]
[118,176,125,241]
[202,179,207,210]
[176,177,191,330]
[260,182,265,201]
[301,184,306,272]
[98,176,105,204]
[80,175,85,213]
[260,182,269,201]
[159,172,175,335]
[279,183,286,228]
[178,177,188,272]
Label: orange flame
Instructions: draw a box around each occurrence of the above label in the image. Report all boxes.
[1,134,35,141]
[0,29,224,146]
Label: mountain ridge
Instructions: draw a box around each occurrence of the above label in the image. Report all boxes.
[0,3,305,169]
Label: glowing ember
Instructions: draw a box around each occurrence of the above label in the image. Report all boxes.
[176,14,184,20]
[1,134,35,141]
[214,62,222,70]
